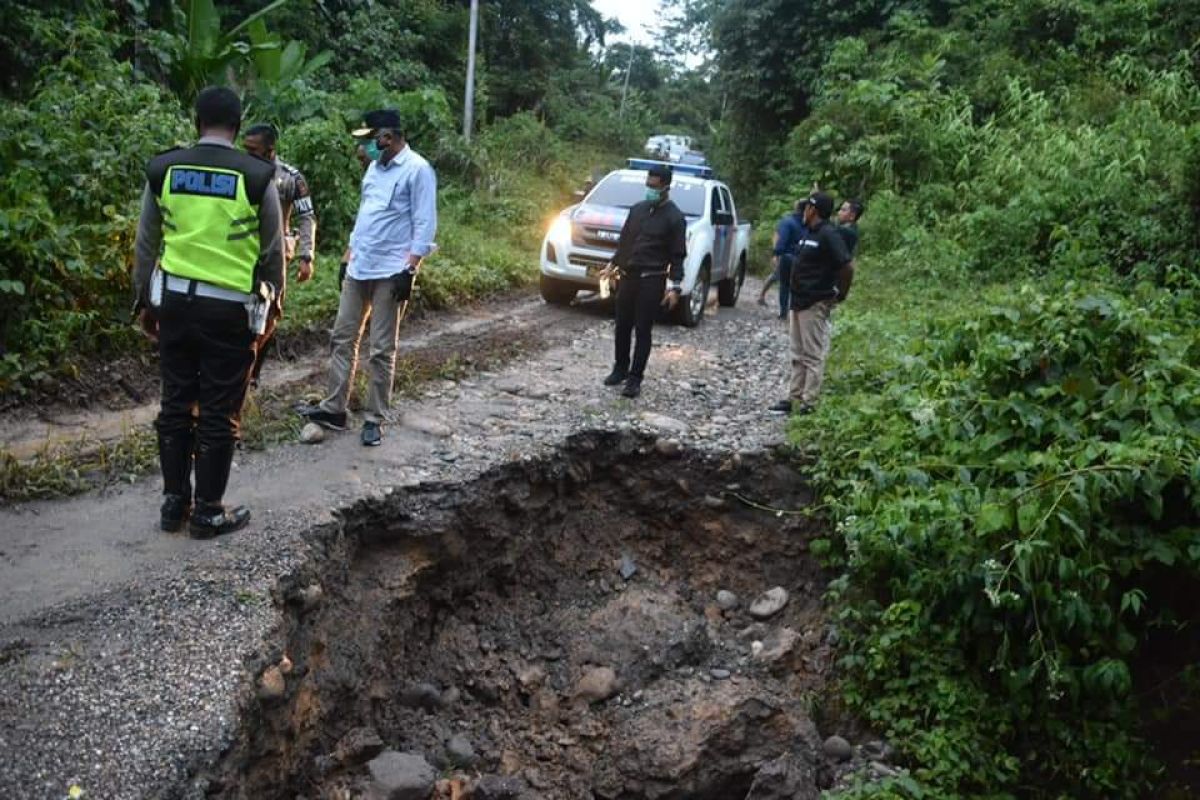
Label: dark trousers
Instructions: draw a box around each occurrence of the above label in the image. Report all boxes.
[155,291,255,509]
[614,273,667,379]
[776,257,793,318]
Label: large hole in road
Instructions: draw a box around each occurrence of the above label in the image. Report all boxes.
[203,432,837,800]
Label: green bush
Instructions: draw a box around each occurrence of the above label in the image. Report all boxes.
[811,275,1200,797]
[0,43,189,393]
[743,5,1200,797]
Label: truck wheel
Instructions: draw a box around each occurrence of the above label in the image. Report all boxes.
[677,263,710,328]
[540,275,576,306]
[717,258,746,307]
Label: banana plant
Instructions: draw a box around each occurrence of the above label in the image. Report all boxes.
[164,0,294,101]
[244,18,333,87]
[239,17,334,123]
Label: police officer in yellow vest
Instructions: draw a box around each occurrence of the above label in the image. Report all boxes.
[132,86,284,538]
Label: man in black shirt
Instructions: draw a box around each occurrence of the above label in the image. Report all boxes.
[769,191,854,415]
[600,163,687,398]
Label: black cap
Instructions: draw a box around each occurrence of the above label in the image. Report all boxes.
[352,109,403,138]
[647,163,673,185]
[807,191,835,219]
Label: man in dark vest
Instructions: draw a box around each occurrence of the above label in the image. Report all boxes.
[769,191,855,416]
[133,86,284,538]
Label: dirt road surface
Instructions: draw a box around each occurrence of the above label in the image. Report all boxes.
[0,279,857,799]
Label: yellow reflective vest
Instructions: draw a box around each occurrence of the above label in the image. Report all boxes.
[146,145,276,293]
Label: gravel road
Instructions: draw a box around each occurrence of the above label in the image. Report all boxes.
[0,278,807,799]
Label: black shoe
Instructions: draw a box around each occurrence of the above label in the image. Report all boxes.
[361,421,382,447]
[603,369,628,387]
[621,377,642,398]
[189,505,251,539]
[160,493,192,533]
[796,403,815,415]
[769,399,793,415]
[297,403,348,431]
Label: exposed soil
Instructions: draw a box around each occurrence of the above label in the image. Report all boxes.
[203,432,840,800]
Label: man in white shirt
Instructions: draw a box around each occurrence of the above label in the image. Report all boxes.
[298,109,438,446]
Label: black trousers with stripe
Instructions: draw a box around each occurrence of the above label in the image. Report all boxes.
[155,290,255,508]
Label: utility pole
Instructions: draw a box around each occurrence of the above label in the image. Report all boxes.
[618,43,634,118]
[463,0,479,142]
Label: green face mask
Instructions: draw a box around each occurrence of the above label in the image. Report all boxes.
[362,140,382,161]
[645,187,663,203]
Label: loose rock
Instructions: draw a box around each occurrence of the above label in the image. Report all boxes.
[638,412,689,434]
[749,586,790,620]
[470,775,527,800]
[333,726,385,766]
[716,590,739,611]
[257,665,286,701]
[862,740,896,763]
[574,665,618,703]
[446,733,478,767]
[368,751,437,800]
[822,735,853,763]
[299,422,325,444]
[654,438,682,458]
[400,682,444,710]
[297,584,324,611]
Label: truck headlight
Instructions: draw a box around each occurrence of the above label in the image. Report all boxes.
[547,215,572,244]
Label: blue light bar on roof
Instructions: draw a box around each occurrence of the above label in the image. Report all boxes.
[626,158,713,179]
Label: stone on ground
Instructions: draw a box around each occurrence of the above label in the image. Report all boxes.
[368,751,437,800]
[749,586,790,620]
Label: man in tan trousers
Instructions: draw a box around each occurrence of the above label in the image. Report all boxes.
[769,191,854,416]
[297,109,437,446]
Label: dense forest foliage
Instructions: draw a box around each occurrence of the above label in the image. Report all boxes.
[671,0,1200,796]
[2,0,1199,797]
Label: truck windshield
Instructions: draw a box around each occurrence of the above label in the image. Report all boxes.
[587,174,706,218]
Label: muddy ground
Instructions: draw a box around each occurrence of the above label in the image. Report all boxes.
[210,433,834,800]
[0,281,897,799]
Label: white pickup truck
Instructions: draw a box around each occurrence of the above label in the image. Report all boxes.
[539,160,752,327]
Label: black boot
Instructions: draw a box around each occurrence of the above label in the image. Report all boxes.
[161,494,191,533]
[189,504,251,539]
[190,440,250,539]
[603,366,628,386]
[157,429,194,532]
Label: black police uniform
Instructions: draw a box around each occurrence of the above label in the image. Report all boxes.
[133,137,284,537]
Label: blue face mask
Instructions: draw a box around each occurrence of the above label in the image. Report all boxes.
[362,139,382,161]
[645,187,664,203]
